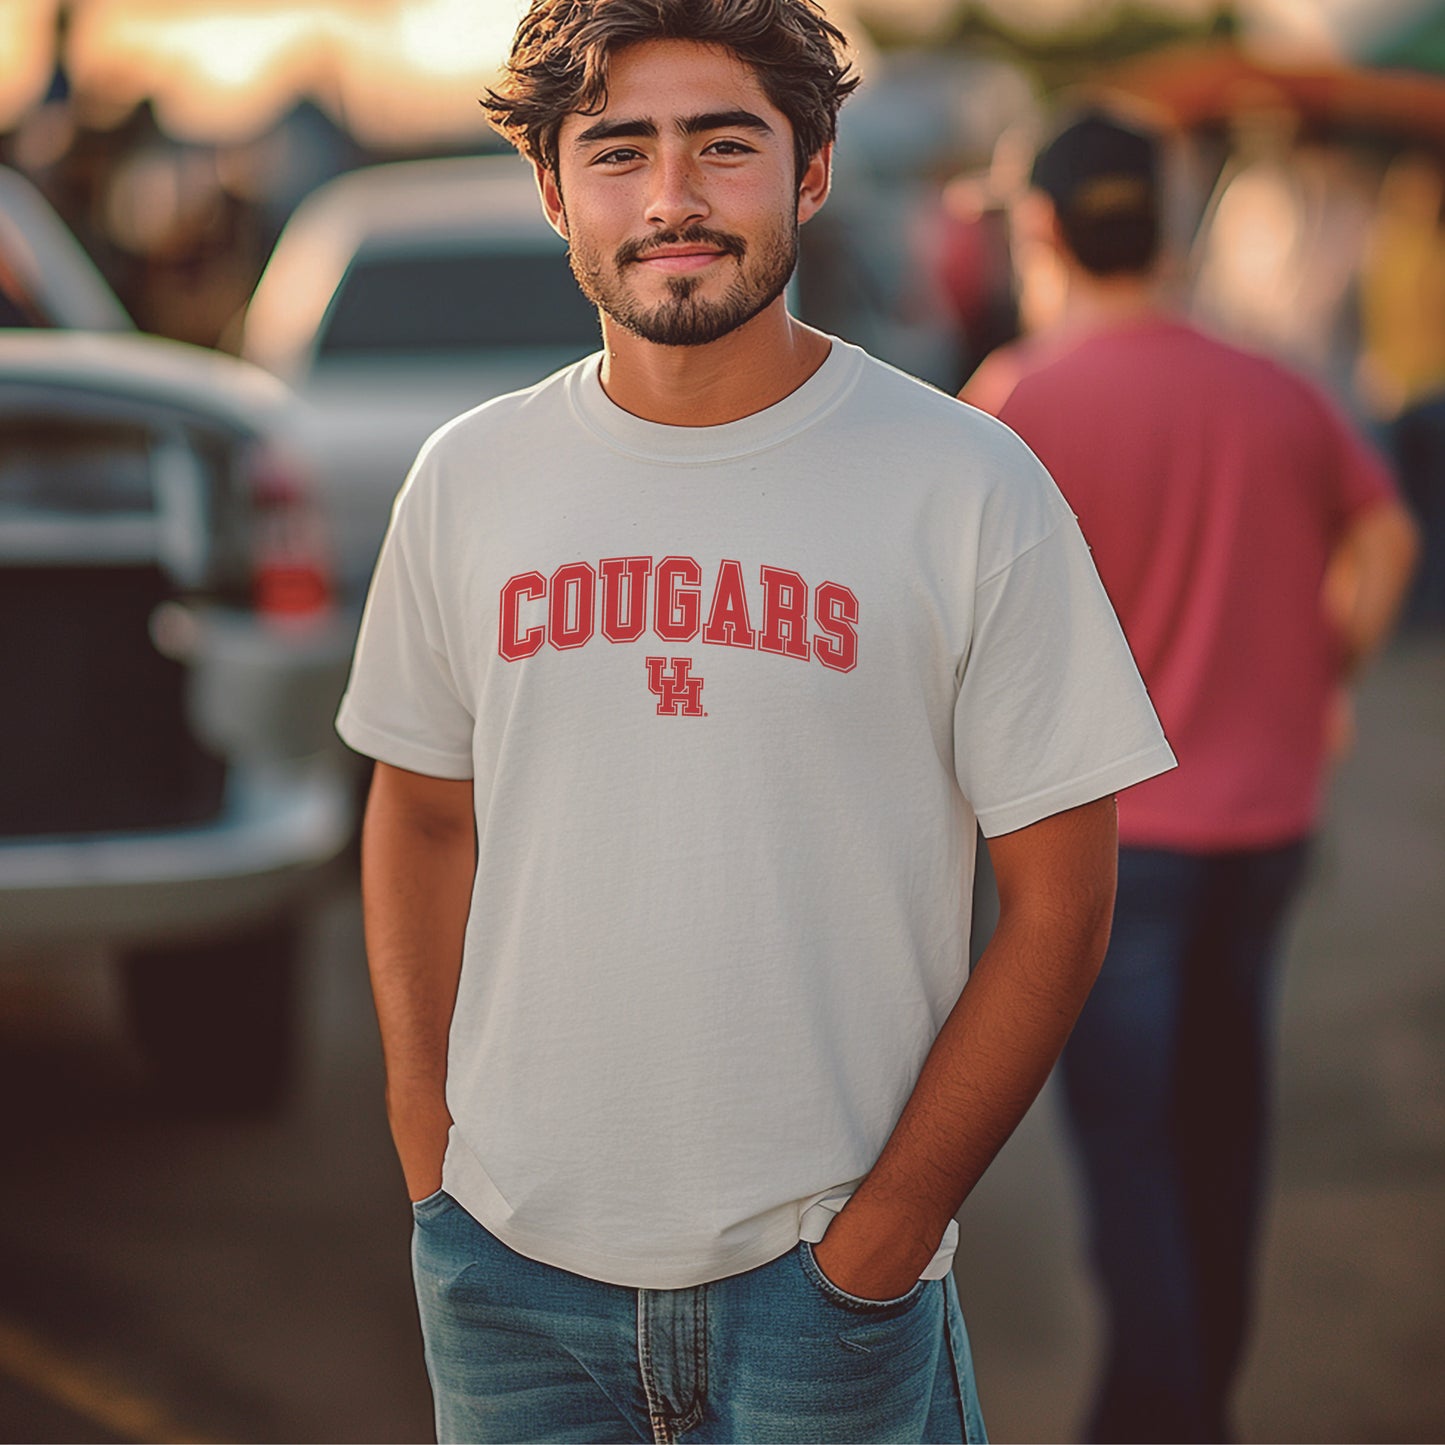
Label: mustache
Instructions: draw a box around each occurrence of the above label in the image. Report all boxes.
[616,227,748,266]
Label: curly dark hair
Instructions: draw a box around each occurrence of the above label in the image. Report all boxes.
[482,0,860,181]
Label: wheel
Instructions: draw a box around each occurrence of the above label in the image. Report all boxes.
[121,917,302,1114]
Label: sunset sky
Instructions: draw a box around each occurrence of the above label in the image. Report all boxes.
[0,0,1434,144]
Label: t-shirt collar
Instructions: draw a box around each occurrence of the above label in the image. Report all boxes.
[567,335,864,464]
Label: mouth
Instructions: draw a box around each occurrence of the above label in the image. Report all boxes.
[619,228,747,275]
[633,247,731,274]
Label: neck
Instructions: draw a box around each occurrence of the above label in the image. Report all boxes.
[596,299,832,426]
[1059,268,1164,333]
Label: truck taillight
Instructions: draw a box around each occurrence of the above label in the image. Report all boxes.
[246,444,333,625]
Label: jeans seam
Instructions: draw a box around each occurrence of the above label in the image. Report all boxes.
[944,1289,976,1444]
[671,1285,706,1436]
[637,1291,673,1445]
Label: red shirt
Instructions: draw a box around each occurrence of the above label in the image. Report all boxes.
[982,315,1394,850]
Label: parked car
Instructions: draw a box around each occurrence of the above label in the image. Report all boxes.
[0,164,134,331]
[0,330,355,1111]
[239,154,601,601]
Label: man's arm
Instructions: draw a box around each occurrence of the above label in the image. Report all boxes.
[811,795,1117,1300]
[957,345,1023,417]
[1322,498,1420,680]
[361,761,477,1202]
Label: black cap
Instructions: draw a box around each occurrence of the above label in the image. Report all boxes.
[1029,110,1159,224]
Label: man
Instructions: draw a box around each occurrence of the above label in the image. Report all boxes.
[964,111,1419,1444]
[337,7,1175,1440]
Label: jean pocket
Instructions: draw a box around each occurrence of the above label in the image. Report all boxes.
[796,1239,930,1316]
[410,1188,453,1219]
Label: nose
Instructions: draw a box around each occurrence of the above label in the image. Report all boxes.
[645,149,709,232]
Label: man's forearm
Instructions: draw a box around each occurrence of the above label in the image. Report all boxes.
[813,797,1116,1298]
[1323,500,1420,678]
[361,764,477,1200]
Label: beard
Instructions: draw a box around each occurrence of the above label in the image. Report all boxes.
[565,213,799,348]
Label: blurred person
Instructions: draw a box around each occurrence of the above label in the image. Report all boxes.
[1188,111,1375,392]
[335,4,1177,1442]
[1359,151,1445,625]
[931,172,1019,385]
[963,110,1420,1444]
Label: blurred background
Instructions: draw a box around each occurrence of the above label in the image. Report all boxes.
[0,0,1441,1441]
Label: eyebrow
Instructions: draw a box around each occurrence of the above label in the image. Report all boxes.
[573,110,775,148]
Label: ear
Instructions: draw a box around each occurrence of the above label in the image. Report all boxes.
[1041,195,1068,256]
[1010,189,1072,333]
[1010,189,1064,258]
[796,143,833,226]
[535,160,569,241]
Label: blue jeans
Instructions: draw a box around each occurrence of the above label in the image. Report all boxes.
[1061,840,1311,1444]
[411,1191,987,1444]
[1394,392,1445,625]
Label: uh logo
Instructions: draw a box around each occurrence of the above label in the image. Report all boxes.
[645,656,705,717]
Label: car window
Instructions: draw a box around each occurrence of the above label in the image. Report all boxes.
[0,287,51,328]
[0,421,154,517]
[0,415,215,586]
[0,253,52,328]
[316,247,600,359]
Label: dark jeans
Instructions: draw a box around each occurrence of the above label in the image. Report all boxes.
[1395,393,1445,627]
[1060,840,1311,1444]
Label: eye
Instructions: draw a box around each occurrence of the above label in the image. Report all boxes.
[705,139,756,157]
[593,146,644,166]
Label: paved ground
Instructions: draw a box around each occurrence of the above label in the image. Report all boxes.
[0,634,1440,1443]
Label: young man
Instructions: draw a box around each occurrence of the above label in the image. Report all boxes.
[965,111,1419,1444]
[337,7,1175,1442]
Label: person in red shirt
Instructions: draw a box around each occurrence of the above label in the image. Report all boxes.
[964,111,1419,1443]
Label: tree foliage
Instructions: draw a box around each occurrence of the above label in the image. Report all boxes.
[858,2,1239,92]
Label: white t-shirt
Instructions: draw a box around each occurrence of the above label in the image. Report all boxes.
[337,338,1175,1289]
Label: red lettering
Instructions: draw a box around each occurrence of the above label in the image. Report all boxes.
[759,565,809,661]
[549,562,596,651]
[654,556,702,642]
[504,556,855,673]
[812,581,859,672]
[701,558,757,649]
[499,570,546,661]
[600,556,653,643]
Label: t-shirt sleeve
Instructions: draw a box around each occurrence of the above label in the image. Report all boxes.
[335,470,475,779]
[954,510,1176,837]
